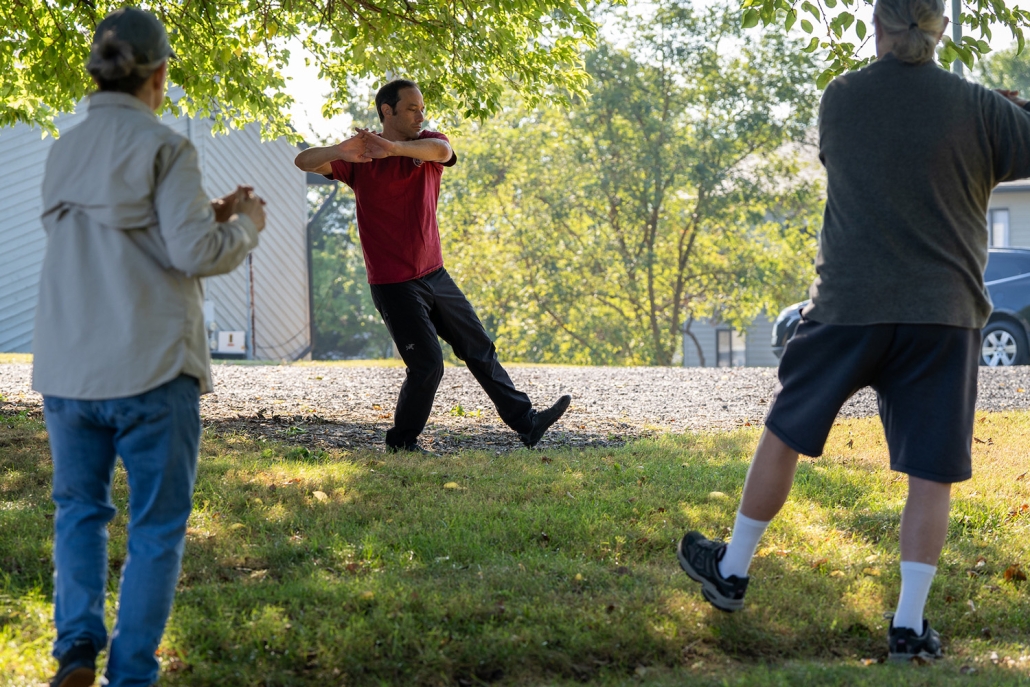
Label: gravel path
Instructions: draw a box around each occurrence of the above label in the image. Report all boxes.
[4,363,1030,452]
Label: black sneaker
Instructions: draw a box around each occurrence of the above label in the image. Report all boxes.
[676,532,749,612]
[519,395,572,448]
[50,638,97,687]
[888,620,943,662]
[386,441,438,456]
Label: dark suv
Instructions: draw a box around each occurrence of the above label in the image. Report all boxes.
[771,248,1030,366]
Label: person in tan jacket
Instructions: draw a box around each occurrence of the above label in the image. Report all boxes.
[34,9,265,687]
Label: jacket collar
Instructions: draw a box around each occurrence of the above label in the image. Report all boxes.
[88,91,157,118]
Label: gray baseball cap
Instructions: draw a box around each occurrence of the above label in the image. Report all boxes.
[92,8,174,70]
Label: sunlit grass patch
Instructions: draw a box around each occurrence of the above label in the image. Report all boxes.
[1,412,1029,685]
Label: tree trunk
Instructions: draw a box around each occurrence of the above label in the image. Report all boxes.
[684,316,705,367]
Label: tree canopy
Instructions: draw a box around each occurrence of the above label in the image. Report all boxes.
[977,43,1030,93]
[1,0,598,138]
[438,1,823,366]
[740,0,1030,87]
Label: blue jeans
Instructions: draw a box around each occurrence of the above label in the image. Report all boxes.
[44,375,201,687]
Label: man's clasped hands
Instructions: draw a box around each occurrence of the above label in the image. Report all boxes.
[334,129,397,164]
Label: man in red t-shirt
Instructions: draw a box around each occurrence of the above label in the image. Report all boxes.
[295,79,570,452]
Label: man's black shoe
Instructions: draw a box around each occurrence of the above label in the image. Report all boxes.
[50,638,97,687]
[888,620,943,662]
[386,441,438,456]
[519,395,572,448]
[677,532,749,612]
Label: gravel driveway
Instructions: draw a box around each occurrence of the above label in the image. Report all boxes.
[4,362,1030,452]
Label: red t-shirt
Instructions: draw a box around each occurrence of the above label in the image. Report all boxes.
[328,130,457,284]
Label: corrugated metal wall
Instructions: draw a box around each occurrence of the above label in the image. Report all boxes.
[194,120,310,360]
[0,101,308,360]
[0,109,87,352]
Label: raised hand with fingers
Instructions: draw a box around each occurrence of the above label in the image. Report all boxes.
[211,185,253,223]
[236,188,267,232]
[357,129,394,159]
[337,134,372,163]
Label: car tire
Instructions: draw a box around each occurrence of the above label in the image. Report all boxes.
[980,320,1029,367]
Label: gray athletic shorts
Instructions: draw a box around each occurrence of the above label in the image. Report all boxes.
[765,320,980,483]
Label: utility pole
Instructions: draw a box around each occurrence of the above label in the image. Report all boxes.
[952,0,963,75]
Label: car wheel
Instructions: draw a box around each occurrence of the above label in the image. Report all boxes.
[980,321,1029,366]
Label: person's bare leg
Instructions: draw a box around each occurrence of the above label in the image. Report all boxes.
[892,475,952,631]
[717,429,800,579]
[899,476,952,564]
[738,429,800,521]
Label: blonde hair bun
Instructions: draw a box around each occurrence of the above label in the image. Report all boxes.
[874,0,946,64]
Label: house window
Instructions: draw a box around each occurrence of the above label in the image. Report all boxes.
[990,209,1010,248]
[716,329,746,367]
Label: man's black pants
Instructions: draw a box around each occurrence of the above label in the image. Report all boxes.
[369,268,534,447]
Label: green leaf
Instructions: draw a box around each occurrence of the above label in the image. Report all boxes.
[856,20,867,41]
[742,8,761,28]
[816,69,834,89]
[0,0,601,133]
[802,36,820,53]
[801,19,814,33]
[824,0,837,7]
[785,9,798,31]
[802,1,821,20]
[960,48,976,71]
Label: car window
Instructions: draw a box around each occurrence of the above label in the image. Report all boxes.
[984,253,1030,282]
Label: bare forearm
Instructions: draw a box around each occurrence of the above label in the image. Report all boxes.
[294,145,339,174]
[390,139,453,162]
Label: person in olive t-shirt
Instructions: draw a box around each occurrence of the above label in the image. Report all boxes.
[296,80,570,452]
[676,0,1030,662]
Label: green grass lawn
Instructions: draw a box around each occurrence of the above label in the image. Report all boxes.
[2,410,1030,685]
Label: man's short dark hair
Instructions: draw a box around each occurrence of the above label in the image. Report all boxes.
[375,79,419,122]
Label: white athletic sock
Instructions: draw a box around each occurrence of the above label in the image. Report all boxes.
[893,561,937,632]
[717,512,770,579]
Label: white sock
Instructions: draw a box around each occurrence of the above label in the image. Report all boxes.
[718,512,770,579]
[893,561,937,632]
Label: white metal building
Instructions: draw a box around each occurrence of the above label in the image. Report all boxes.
[0,96,310,361]
[681,314,778,368]
[987,180,1030,249]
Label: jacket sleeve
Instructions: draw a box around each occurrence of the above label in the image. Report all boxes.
[986,87,1030,184]
[153,137,259,277]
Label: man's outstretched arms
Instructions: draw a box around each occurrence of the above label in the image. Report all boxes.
[294,136,370,175]
[358,130,454,163]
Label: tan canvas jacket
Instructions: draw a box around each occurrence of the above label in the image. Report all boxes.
[32,92,259,399]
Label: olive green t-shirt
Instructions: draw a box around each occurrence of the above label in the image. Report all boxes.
[806,53,1030,329]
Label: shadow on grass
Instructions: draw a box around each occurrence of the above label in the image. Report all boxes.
[3,413,1029,686]
[202,410,651,457]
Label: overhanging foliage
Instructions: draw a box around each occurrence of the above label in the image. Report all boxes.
[1,0,600,138]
